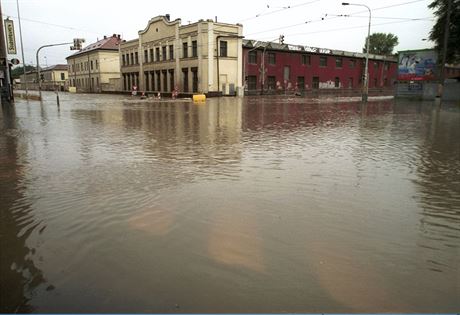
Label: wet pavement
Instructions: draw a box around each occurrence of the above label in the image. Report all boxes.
[1,92,459,312]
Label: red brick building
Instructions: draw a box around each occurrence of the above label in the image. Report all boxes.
[243,39,398,94]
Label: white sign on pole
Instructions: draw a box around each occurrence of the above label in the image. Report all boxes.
[4,19,17,55]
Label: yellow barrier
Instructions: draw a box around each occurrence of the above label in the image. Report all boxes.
[193,94,206,103]
[68,87,77,93]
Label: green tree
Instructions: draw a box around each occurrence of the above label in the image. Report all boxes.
[429,0,460,64]
[363,32,399,55]
[11,65,36,79]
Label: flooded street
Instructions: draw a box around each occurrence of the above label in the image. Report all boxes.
[1,92,459,313]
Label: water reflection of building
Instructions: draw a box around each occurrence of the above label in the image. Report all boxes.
[0,106,47,312]
[122,99,242,144]
[242,99,394,130]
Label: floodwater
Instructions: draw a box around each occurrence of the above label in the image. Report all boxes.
[1,92,459,313]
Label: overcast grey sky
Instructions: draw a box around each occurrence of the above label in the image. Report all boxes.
[2,0,435,67]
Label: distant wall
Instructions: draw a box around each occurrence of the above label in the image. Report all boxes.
[396,81,460,101]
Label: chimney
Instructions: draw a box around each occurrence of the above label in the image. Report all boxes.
[113,33,116,38]
[117,34,121,39]
[215,16,217,22]
[165,14,170,21]
[104,35,107,39]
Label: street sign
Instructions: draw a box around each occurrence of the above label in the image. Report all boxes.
[4,19,17,55]
[10,58,20,65]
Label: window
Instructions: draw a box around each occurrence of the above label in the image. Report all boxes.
[220,41,228,57]
[95,60,98,69]
[182,68,189,92]
[169,69,174,91]
[384,78,388,86]
[267,76,276,90]
[320,56,327,67]
[297,76,305,90]
[72,64,75,72]
[283,66,290,81]
[302,54,310,65]
[162,70,168,91]
[169,45,174,60]
[191,67,198,92]
[162,46,167,61]
[192,41,198,57]
[150,49,154,63]
[156,48,160,62]
[268,52,276,65]
[145,71,149,90]
[91,60,93,70]
[183,42,188,58]
[348,77,353,88]
[149,71,155,91]
[374,78,378,87]
[335,77,340,88]
[96,77,99,87]
[144,50,148,63]
[130,53,134,65]
[349,59,356,68]
[61,73,65,80]
[384,63,389,71]
[374,62,378,69]
[135,52,139,64]
[156,71,161,91]
[312,76,319,89]
[248,51,257,64]
[247,75,257,90]
[336,57,342,68]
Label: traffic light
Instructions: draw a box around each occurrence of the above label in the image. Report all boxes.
[71,38,85,50]
[279,35,285,44]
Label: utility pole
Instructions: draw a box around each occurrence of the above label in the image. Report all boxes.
[0,2,13,106]
[16,0,27,98]
[342,2,371,102]
[438,0,452,100]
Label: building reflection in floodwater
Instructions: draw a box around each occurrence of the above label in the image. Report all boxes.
[0,105,50,313]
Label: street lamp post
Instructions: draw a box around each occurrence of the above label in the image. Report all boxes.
[342,2,371,102]
[35,40,84,98]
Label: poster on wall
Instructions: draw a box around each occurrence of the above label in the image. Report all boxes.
[398,49,437,81]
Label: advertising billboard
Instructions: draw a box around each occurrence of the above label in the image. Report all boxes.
[398,49,437,81]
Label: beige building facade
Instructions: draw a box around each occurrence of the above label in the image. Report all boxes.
[19,65,69,91]
[120,15,243,96]
[67,34,122,92]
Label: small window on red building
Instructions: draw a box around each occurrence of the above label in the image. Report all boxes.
[248,51,257,64]
[247,75,257,90]
[320,56,327,67]
[268,76,276,90]
[301,54,310,65]
[335,77,340,88]
[336,57,343,68]
[268,53,276,65]
[349,59,356,68]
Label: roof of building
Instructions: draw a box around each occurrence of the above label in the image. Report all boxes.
[67,34,122,59]
[243,39,398,62]
[22,64,68,75]
[42,64,68,71]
